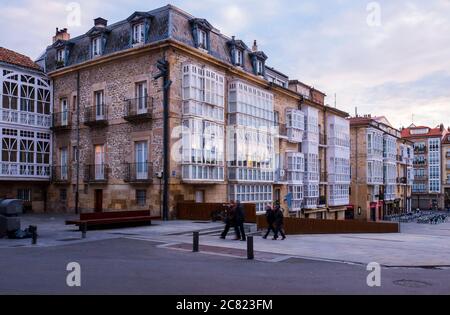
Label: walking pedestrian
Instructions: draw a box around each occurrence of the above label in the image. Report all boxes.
[273,202,286,240]
[235,201,246,241]
[220,201,241,240]
[263,204,276,239]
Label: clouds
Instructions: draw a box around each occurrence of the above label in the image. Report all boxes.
[0,0,448,128]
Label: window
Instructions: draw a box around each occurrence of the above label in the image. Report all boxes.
[94,90,104,119]
[234,49,243,66]
[60,189,67,202]
[135,141,148,180]
[56,49,65,63]
[94,144,105,180]
[92,37,102,57]
[198,29,207,49]
[132,23,145,44]
[60,98,68,126]
[256,60,264,75]
[135,82,148,113]
[136,190,146,206]
[60,147,68,180]
[17,189,31,202]
[72,146,78,162]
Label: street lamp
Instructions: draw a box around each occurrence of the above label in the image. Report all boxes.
[153,57,172,221]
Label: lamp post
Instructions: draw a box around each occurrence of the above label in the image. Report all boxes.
[153,57,172,221]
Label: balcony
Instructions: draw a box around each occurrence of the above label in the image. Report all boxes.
[414,148,427,155]
[286,128,303,143]
[1,107,52,128]
[51,111,72,131]
[84,105,108,127]
[52,165,70,183]
[0,162,50,180]
[124,97,153,122]
[397,177,407,184]
[84,164,109,183]
[413,160,427,166]
[124,163,153,183]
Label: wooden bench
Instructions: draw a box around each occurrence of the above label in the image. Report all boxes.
[65,210,158,230]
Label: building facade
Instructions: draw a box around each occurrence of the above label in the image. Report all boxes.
[401,124,447,210]
[41,5,350,218]
[0,47,52,212]
[348,116,413,221]
[441,129,450,210]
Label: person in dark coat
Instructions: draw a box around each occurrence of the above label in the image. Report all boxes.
[234,201,246,241]
[263,204,276,239]
[220,201,241,240]
[273,203,286,240]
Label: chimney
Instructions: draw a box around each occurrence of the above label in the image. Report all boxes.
[252,40,258,52]
[53,27,70,43]
[94,17,108,28]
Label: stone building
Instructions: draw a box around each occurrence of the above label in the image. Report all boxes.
[0,47,52,212]
[442,129,450,210]
[42,5,350,218]
[348,115,413,221]
[401,124,447,210]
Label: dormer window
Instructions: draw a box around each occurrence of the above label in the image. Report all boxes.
[249,41,267,77]
[92,37,102,57]
[198,29,208,50]
[190,18,213,52]
[132,23,144,44]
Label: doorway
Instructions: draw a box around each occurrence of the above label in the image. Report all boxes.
[195,190,204,203]
[274,188,281,203]
[370,207,376,222]
[94,189,103,213]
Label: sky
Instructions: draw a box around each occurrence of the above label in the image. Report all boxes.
[1,0,449,129]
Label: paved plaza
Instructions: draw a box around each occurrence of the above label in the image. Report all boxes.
[0,214,450,267]
[1,214,450,294]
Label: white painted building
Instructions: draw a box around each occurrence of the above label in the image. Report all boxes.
[0,47,52,211]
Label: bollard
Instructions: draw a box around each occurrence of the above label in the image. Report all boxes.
[81,222,87,239]
[247,236,254,260]
[193,231,199,252]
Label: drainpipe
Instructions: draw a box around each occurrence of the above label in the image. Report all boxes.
[75,71,80,215]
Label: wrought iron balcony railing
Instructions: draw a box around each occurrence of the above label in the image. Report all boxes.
[52,165,70,183]
[83,164,109,182]
[124,96,153,122]
[123,162,153,183]
[84,105,108,126]
[51,111,72,130]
